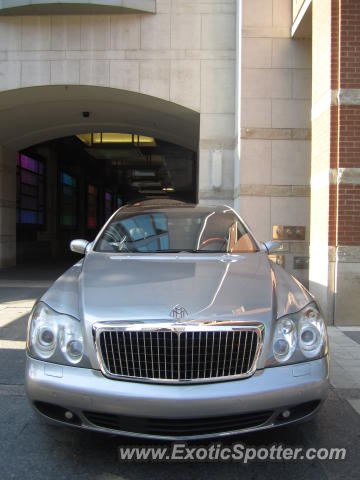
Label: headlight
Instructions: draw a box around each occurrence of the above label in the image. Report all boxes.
[59,315,84,364]
[273,317,296,363]
[298,307,326,358]
[268,303,327,366]
[27,302,88,366]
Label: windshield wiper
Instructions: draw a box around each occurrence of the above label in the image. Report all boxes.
[153,249,193,253]
[153,249,226,253]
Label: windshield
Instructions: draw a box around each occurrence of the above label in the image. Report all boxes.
[95,207,258,254]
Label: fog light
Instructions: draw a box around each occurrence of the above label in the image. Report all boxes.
[282,409,291,419]
[65,410,74,420]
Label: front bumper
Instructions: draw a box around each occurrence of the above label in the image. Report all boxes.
[25,354,329,441]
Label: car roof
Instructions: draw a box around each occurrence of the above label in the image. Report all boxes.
[120,199,230,214]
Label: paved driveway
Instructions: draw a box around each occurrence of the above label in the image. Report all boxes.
[1,264,360,480]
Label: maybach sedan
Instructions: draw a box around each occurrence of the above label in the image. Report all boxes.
[25,201,329,440]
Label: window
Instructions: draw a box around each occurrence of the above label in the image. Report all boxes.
[16,153,44,225]
[87,184,98,229]
[116,194,123,209]
[104,191,112,221]
[97,212,169,252]
[95,208,258,254]
[59,172,77,228]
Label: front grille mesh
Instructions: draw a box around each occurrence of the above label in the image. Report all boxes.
[98,329,259,382]
[83,409,272,437]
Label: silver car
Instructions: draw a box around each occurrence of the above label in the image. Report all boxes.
[25,201,329,441]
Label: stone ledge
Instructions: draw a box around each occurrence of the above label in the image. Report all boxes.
[312,88,360,122]
[239,184,310,197]
[289,242,310,254]
[329,246,360,264]
[200,184,310,199]
[338,88,360,106]
[338,168,360,185]
[199,139,235,149]
[337,246,360,263]
[313,168,360,187]
[268,242,310,253]
[242,27,291,39]
[311,167,360,188]
[199,189,235,200]
[241,127,311,140]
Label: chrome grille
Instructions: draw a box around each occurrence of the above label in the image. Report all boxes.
[95,324,263,384]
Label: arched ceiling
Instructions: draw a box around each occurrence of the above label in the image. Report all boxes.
[0,85,200,151]
[0,1,155,15]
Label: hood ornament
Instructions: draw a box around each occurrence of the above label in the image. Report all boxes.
[170,304,188,320]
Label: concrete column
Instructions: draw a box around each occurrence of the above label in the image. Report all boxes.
[0,146,16,268]
[309,0,334,321]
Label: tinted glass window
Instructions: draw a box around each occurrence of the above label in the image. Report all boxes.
[104,191,112,221]
[16,153,45,226]
[87,184,98,229]
[60,172,77,228]
[95,208,257,253]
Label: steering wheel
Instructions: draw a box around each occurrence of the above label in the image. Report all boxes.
[198,237,227,250]
[110,236,130,252]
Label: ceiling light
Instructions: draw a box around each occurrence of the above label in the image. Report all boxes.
[77,133,156,147]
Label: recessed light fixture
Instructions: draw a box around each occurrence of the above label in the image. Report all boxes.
[77,133,156,147]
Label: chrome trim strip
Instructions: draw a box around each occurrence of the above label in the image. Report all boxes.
[109,331,116,375]
[93,321,265,384]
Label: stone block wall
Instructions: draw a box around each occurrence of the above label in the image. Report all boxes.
[239,0,311,286]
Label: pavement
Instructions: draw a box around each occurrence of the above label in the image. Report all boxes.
[1,263,360,479]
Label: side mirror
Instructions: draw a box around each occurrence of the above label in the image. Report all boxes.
[264,240,281,254]
[70,239,89,255]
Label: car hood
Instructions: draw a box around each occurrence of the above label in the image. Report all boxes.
[76,251,310,322]
[42,252,313,324]
[41,252,313,369]
[78,252,275,323]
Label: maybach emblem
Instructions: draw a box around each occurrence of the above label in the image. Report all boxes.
[170,304,188,319]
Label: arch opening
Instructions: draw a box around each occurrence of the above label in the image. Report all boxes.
[0,85,200,265]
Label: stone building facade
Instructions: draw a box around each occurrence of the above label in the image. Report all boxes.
[0,1,358,326]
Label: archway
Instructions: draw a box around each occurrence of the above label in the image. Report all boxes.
[0,85,200,151]
[0,85,200,266]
